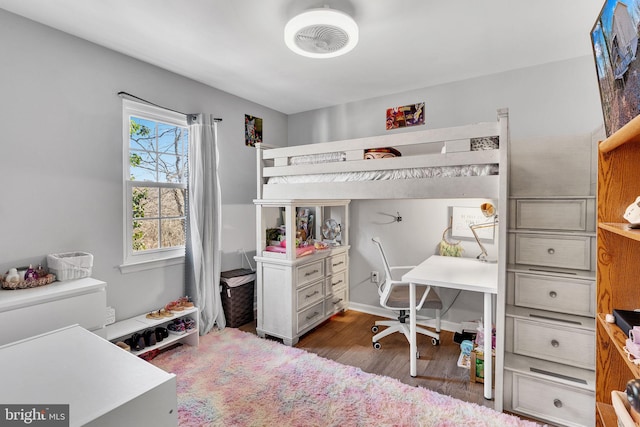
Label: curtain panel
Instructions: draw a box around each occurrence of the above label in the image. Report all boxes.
[185,114,225,334]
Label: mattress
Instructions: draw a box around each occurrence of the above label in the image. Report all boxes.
[267,164,498,184]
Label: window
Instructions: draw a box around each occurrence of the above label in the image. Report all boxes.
[121,100,189,270]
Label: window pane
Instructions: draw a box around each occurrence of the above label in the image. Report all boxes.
[132,187,159,218]
[158,124,186,155]
[129,117,156,152]
[158,154,185,183]
[130,151,157,182]
[133,218,159,251]
[161,188,185,217]
[161,218,185,248]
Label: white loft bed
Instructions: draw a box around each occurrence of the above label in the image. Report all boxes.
[256,109,509,201]
[254,108,509,410]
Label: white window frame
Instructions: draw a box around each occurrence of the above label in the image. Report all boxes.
[120,99,188,273]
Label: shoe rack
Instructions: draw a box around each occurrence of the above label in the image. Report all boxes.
[105,306,199,356]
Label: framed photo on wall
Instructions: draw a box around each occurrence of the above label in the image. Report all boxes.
[591,0,640,136]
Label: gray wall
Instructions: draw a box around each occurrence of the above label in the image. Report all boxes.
[288,56,604,325]
[0,10,285,320]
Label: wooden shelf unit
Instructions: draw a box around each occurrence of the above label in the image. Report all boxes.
[595,113,640,426]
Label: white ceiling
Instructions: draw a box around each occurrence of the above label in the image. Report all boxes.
[0,0,604,115]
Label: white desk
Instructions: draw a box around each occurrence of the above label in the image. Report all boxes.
[403,255,497,399]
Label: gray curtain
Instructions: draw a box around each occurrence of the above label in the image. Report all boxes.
[185,114,225,334]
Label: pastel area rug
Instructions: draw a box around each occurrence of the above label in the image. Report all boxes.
[150,328,541,427]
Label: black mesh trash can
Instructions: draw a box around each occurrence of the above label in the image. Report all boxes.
[220,268,256,327]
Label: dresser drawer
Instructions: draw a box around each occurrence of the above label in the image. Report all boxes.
[514,199,587,231]
[513,272,595,317]
[512,318,594,369]
[326,253,347,275]
[296,280,324,310]
[509,372,594,427]
[296,260,324,288]
[297,301,324,333]
[326,287,347,316]
[514,234,591,270]
[326,270,347,295]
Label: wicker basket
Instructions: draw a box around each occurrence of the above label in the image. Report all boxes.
[1,273,56,290]
[221,269,255,327]
[47,252,93,281]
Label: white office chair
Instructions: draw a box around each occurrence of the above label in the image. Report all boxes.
[371,237,442,355]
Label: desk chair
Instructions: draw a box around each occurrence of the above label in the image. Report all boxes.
[371,237,442,355]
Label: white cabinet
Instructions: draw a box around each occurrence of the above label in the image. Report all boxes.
[0,325,177,426]
[254,199,350,346]
[105,306,199,356]
[0,277,107,346]
[504,196,596,427]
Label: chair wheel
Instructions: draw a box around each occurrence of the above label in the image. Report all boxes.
[431,338,440,346]
[416,351,420,359]
[373,341,382,349]
[371,325,379,333]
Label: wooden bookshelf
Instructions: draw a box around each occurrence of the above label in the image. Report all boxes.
[596,113,640,426]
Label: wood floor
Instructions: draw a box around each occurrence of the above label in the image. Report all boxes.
[240,309,492,409]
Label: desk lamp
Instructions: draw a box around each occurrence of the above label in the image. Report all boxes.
[469,203,498,263]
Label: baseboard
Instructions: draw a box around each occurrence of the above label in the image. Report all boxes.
[347,302,461,333]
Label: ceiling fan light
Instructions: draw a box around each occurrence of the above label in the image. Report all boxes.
[284,8,359,58]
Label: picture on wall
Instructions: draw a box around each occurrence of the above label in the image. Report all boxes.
[591,0,640,136]
[245,114,263,146]
[386,102,425,130]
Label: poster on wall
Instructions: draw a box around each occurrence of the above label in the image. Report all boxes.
[386,102,425,130]
[591,0,640,137]
[245,114,263,146]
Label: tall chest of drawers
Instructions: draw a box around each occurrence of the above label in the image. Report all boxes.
[503,196,596,427]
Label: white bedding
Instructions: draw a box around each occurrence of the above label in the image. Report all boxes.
[267,163,498,184]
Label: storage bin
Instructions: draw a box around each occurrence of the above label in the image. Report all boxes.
[47,252,93,281]
[220,269,256,327]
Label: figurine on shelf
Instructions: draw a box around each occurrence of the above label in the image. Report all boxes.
[4,268,20,283]
[24,265,38,281]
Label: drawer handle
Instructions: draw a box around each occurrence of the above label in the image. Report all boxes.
[306,311,320,320]
[333,279,343,286]
[547,248,555,255]
[306,290,320,298]
[305,269,319,277]
[551,339,560,348]
[333,261,344,267]
[549,291,557,298]
[553,398,563,408]
[333,298,344,305]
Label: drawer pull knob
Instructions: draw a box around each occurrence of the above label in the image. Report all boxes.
[306,311,320,320]
[553,398,563,408]
[547,248,555,255]
[305,269,319,277]
[306,290,320,298]
[551,339,560,348]
[549,291,557,298]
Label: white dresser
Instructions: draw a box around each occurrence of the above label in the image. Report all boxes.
[0,277,107,346]
[0,325,177,426]
[254,199,350,346]
[503,197,596,427]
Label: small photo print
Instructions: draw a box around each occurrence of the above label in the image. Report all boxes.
[386,102,425,130]
[245,114,263,146]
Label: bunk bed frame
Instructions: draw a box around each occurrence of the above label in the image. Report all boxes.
[254,108,509,411]
[256,109,509,201]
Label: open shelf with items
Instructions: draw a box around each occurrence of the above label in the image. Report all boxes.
[595,114,640,427]
[254,199,350,346]
[105,306,199,356]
